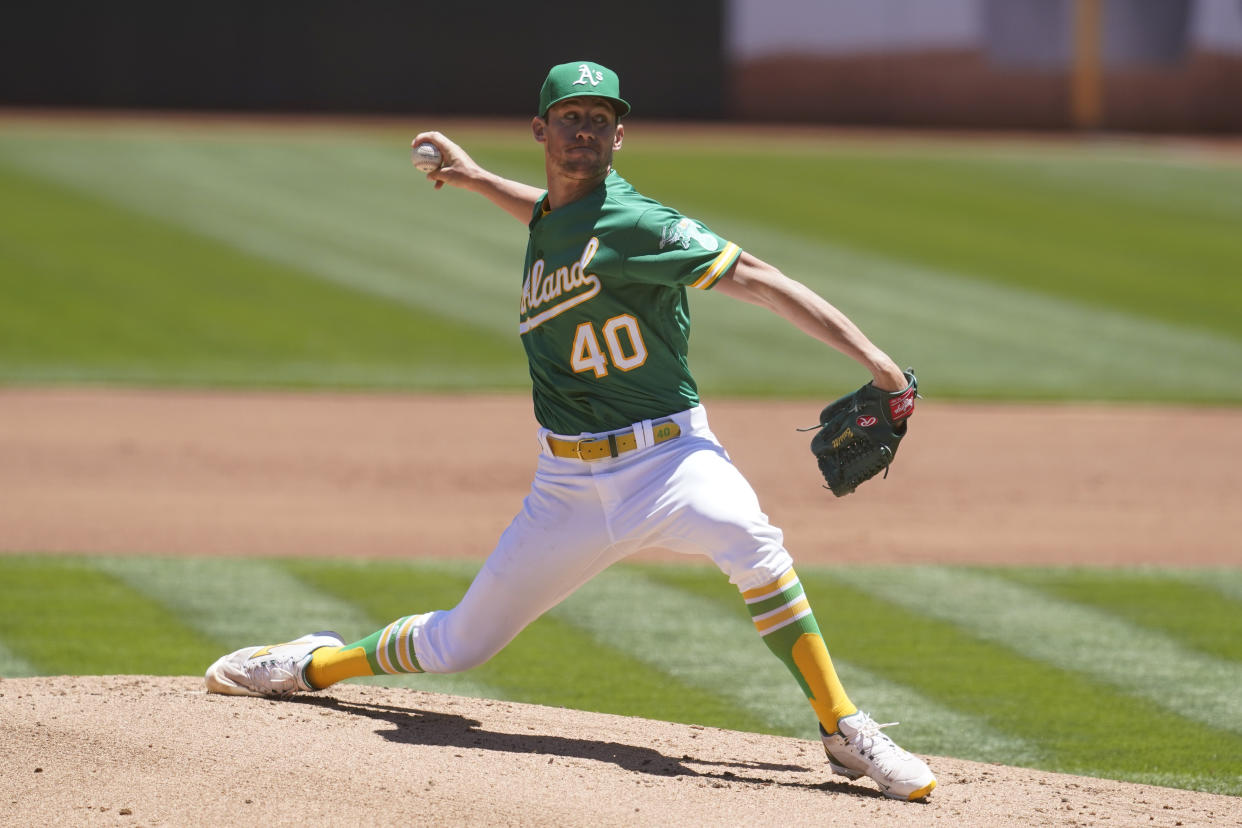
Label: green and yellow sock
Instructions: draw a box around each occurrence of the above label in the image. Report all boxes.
[306,614,425,689]
[741,569,857,732]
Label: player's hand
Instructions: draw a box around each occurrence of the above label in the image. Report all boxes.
[412,131,481,191]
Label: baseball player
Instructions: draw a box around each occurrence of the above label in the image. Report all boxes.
[206,60,936,801]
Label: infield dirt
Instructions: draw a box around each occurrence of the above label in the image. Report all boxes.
[2,389,1240,826]
[3,389,1239,565]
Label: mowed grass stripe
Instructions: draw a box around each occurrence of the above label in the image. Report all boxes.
[625,143,1242,340]
[793,569,1242,794]
[0,556,221,675]
[997,568,1242,663]
[689,218,1242,401]
[484,607,772,732]
[553,568,811,733]
[831,567,1242,735]
[88,556,432,691]
[0,639,40,678]
[632,566,1038,763]
[0,163,519,389]
[0,136,527,332]
[87,557,380,647]
[284,559,764,730]
[1171,568,1242,604]
[87,556,491,695]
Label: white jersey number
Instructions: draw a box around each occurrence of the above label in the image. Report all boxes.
[570,314,648,378]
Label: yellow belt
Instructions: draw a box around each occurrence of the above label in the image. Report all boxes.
[546,418,682,461]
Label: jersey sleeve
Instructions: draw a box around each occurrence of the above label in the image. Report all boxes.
[617,205,741,290]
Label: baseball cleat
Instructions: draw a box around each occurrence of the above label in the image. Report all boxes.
[204,631,344,698]
[821,711,937,801]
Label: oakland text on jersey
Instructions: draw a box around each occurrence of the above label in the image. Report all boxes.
[519,236,601,334]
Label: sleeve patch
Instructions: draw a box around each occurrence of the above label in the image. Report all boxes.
[660,217,720,253]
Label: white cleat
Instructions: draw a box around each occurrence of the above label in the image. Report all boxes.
[205,631,344,698]
[821,711,937,800]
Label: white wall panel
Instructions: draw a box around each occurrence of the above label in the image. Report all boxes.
[726,0,981,59]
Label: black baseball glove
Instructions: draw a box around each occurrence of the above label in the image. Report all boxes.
[808,370,918,497]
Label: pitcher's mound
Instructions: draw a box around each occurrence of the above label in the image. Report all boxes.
[4,676,1239,826]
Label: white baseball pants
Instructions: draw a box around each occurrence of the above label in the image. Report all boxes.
[408,405,794,674]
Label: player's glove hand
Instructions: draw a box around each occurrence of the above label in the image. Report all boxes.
[808,370,918,497]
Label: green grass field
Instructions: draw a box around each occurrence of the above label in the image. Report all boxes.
[1,119,1240,400]
[1,555,1240,796]
[1,118,1240,797]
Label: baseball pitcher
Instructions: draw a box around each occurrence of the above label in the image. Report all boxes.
[205,60,935,801]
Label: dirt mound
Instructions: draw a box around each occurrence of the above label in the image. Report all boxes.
[2,676,1237,827]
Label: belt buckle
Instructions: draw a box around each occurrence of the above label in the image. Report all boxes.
[574,434,619,460]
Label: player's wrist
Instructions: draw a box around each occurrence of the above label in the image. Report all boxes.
[867,359,906,393]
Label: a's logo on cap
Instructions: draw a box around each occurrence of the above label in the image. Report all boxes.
[574,64,603,87]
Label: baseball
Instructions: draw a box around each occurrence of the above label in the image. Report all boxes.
[412,142,443,173]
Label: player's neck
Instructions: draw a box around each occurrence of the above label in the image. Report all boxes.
[544,167,611,211]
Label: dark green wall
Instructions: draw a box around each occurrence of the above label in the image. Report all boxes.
[0,1,726,118]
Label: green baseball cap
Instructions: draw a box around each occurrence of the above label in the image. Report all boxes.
[538,61,631,119]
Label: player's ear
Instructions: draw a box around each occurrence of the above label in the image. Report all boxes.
[532,117,547,144]
[613,123,624,151]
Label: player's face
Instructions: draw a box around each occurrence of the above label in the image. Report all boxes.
[535,97,624,181]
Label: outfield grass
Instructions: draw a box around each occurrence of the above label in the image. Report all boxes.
[1,555,1240,796]
[1,120,1239,401]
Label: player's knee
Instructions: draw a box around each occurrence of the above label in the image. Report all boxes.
[722,547,793,590]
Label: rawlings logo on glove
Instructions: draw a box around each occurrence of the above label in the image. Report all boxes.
[807,370,918,497]
[888,383,917,420]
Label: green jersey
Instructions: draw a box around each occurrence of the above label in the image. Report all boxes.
[520,171,741,434]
